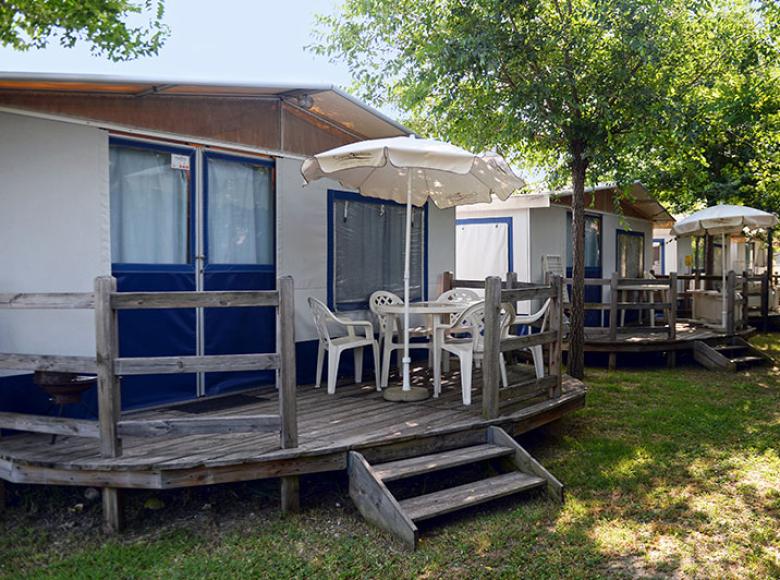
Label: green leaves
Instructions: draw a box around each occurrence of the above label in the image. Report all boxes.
[0,0,169,61]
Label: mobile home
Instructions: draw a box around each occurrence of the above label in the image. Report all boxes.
[0,73,456,415]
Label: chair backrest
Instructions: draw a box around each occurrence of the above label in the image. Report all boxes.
[369,291,402,334]
[308,297,336,342]
[513,298,552,335]
[437,288,480,304]
[451,300,515,354]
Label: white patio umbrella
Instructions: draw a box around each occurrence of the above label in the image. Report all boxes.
[672,204,778,328]
[302,136,524,400]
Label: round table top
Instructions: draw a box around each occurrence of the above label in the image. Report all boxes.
[375,300,474,315]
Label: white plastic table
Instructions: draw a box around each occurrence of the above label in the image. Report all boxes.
[374,300,475,384]
[618,283,670,327]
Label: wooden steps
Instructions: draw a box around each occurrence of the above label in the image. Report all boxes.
[399,472,545,521]
[693,337,771,372]
[372,444,513,482]
[348,426,563,550]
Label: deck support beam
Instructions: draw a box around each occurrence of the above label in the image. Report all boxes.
[0,480,5,513]
[102,487,122,533]
[280,475,300,514]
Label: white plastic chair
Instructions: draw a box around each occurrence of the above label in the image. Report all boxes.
[368,291,432,388]
[432,301,512,405]
[511,298,551,379]
[436,288,480,304]
[308,297,380,394]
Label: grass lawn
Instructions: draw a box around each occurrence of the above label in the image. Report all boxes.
[1,336,779,579]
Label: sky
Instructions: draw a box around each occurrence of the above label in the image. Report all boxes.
[0,0,353,87]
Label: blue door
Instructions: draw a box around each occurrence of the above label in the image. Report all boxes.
[110,138,198,408]
[566,213,603,326]
[202,152,276,396]
[110,140,276,407]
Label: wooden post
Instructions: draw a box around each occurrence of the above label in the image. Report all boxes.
[548,275,563,398]
[726,270,737,335]
[0,480,5,513]
[761,272,770,332]
[94,276,123,533]
[278,276,299,514]
[482,276,502,420]
[742,270,750,330]
[441,271,454,294]
[506,271,517,289]
[667,272,678,368]
[608,272,618,370]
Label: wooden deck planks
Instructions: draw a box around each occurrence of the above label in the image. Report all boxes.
[0,373,586,487]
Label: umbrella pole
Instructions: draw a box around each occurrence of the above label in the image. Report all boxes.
[383,170,429,402]
[402,170,412,391]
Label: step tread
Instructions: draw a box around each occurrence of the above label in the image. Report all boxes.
[399,471,545,522]
[730,355,765,364]
[713,344,747,352]
[372,444,513,482]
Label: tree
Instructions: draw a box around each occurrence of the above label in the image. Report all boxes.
[0,0,168,61]
[632,4,780,216]
[313,0,720,378]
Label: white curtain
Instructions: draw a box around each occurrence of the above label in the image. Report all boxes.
[456,221,509,280]
[207,158,274,265]
[617,232,645,277]
[110,146,189,264]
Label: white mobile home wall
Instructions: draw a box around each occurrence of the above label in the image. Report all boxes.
[0,112,110,365]
[0,111,456,367]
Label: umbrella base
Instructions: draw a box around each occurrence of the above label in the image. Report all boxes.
[382,386,430,402]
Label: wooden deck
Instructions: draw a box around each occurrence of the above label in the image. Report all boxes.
[0,367,586,490]
[566,321,756,353]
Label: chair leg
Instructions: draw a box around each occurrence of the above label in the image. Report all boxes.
[531,345,544,379]
[433,345,442,397]
[371,341,381,391]
[499,353,508,388]
[381,342,393,388]
[354,346,364,384]
[460,351,473,406]
[315,343,325,389]
[327,349,341,395]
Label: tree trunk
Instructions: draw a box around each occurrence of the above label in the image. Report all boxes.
[567,149,588,380]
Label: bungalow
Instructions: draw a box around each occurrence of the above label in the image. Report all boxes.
[0,73,456,415]
[456,182,674,318]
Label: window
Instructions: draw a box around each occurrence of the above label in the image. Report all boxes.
[206,155,274,265]
[566,213,601,269]
[110,143,191,264]
[617,230,645,277]
[652,239,664,274]
[331,193,425,309]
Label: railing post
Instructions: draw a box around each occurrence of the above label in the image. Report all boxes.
[506,271,517,289]
[548,275,563,398]
[442,271,454,294]
[726,270,737,335]
[667,272,678,368]
[277,275,299,513]
[761,272,770,332]
[482,276,502,420]
[94,275,122,533]
[608,272,618,370]
[742,270,750,330]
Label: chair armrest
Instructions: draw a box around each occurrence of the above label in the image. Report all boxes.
[338,318,374,339]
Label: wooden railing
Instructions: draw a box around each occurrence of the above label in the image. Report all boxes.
[0,276,300,520]
[480,276,564,420]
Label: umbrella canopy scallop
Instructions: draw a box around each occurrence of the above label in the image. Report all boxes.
[301,136,524,208]
[672,204,778,237]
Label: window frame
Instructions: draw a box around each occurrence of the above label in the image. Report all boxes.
[202,150,276,272]
[652,237,666,275]
[327,189,428,311]
[109,136,196,273]
[616,229,646,278]
[565,211,603,271]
